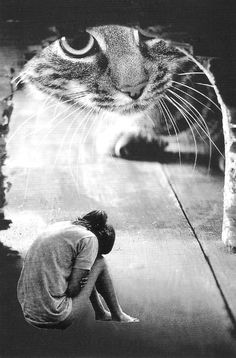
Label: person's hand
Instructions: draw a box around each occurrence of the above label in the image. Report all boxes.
[80,276,88,289]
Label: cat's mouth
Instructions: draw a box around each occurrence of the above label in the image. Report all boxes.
[121,103,148,113]
[110,102,148,114]
[94,99,149,114]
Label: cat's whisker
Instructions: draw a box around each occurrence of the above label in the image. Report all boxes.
[168,89,209,132]
[23,100,69,140]
[167,94,208,146]
[69,91,89,96]
[76,108,96,171]
[172,80,221,111]
[68,105,92,151]
[168,48,222,169]
[15,69,33,87]
[67,107,94,192]
[37,100,87,145]
[84,109,98,142]
[70,96,89,104]
[160,98,182,165]
[106,112,117,157]
[168,89,213,170]
[76,116,97,182]
[168,89,224,158]
[168,87,214,170]
[97,110,116,160]
[31,95,54,136]
[168,93,222,173]
[56,97,83,109]
[7,114,37,144]
[16,96,53,203]
[177,72,205,76]
[145,111,156,127]
[77,109,94,147]
[67,108,90,182]
[89,108,104,156]
[68,91,90,100]
[169,93,217,173]
[91,109,103,146]
[51,96,64,125]
[11,73,22,84]
[49,95,78,126]
[156,101,172,139]
[170,85,214,112]
[22,167,31,207]
[7,95,54,144]
[185,56,202,66]
[14,78,23,87]
[194,82,215,88]
[160,98,182,135]
[157,98,182,161]
[12,71,29,84]
[160,99,182,163]
[68,94,88,101]
[52,115,79,168]
[67,105,91,167]
[158,100,172,132]
[15,74,27,86]
[54,95,73,106]
[165,94,199,170]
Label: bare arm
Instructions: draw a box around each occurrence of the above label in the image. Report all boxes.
[67,268,89,298]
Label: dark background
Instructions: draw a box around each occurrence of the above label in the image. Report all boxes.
[0,0,235,56]
[0,0,236,105]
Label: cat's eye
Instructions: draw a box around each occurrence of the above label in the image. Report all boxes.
[60,32,97,58]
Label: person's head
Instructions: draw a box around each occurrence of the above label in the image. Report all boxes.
[73,210,115,255]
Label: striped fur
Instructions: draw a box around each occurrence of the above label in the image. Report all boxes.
[21,25,236,248]
[22,25,223,163]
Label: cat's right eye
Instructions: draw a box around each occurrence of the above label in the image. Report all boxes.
[59,32,97,58]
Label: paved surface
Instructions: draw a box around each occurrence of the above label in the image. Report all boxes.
[1,89,236,358]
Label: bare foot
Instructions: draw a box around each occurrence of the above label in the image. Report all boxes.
[112,312,139,323]
[95,310,112,321]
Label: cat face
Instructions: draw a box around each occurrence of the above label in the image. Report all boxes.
[23,25,188,116]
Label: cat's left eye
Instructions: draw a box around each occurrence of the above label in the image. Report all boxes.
[60,32,97,57]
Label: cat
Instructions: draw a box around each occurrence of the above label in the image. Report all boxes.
[20,24,235,249]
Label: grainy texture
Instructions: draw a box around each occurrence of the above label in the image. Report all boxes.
[165,165,236,320]
[1,90,236,357]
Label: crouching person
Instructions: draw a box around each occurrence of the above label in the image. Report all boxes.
[17,210,139,329]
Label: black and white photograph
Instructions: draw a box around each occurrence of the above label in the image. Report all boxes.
[0,1,236,357]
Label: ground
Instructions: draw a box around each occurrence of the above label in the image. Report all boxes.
[1,89,236,358]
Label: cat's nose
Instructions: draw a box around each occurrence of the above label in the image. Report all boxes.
[120,81,147,100]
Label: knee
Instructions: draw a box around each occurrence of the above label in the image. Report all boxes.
[94,255,107,269]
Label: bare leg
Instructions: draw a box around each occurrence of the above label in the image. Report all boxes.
[66,256,139,326]
[95,263,139,322]
[90,288,111,321]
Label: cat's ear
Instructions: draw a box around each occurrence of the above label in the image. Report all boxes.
[137,27,158,41]
[138,26,193,54]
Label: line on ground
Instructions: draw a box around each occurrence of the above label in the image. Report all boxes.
[162,164,236,335]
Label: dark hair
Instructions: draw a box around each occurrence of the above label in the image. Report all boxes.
[96,224,115,255]
[72,210,115,255]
